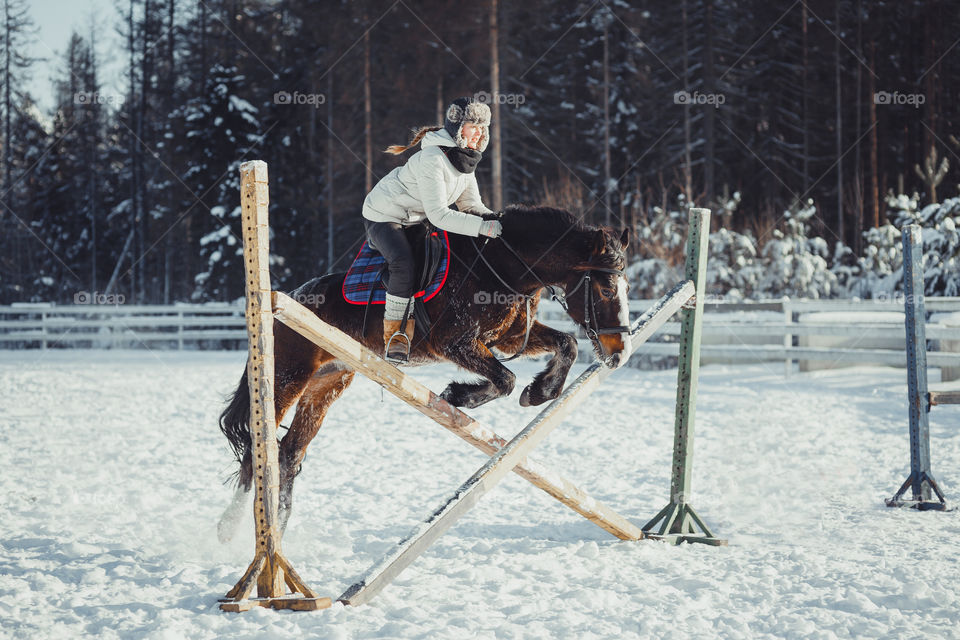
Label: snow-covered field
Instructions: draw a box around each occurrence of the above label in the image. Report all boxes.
[2,349,959,639]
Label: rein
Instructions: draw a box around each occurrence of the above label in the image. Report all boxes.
[470,237,535,363]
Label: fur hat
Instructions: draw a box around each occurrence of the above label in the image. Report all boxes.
[443,97,491,152]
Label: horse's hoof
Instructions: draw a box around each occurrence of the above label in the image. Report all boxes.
[519,386,532,407]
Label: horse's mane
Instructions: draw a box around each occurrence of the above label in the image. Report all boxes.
[497,203,624,271]
[499,203,588,235]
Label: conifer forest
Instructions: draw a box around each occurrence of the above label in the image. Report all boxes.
[1,0,958,304]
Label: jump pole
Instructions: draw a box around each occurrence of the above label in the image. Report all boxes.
[218,161,331,612]
[642,207,726,544]
[886,224,956,511]
[273,291,647,541]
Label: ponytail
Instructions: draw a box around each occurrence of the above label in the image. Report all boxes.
[384,125,443,155]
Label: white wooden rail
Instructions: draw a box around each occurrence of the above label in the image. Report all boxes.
[538,298,960,370]
[2,299,958,371]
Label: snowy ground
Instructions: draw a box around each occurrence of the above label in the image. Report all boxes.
[2,348,959,639]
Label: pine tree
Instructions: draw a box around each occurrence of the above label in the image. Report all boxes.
[176,64,263,301]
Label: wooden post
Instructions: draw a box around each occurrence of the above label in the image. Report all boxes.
[886,225,947,511]
[219,161,331,612]
[783,299,792,377]
[642,207,726,545]
[336,279,697,607]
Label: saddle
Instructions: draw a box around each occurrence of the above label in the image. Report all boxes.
[342,224,451,306]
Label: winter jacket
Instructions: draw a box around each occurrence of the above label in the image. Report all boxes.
[362,129,493,236]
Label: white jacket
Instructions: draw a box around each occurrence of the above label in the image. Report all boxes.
[362,129,493,236]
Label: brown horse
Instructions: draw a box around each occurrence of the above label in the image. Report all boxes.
[218,204,633,533]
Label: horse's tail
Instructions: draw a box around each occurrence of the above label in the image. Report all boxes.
[220,371,253,489]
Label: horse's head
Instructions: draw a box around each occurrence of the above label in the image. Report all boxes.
[561,226,632,369]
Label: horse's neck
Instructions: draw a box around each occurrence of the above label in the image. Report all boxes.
[508,237,577,291]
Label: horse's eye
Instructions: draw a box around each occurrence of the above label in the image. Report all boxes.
[600,287,615,299]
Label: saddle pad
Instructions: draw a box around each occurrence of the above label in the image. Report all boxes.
[342,230,450,305]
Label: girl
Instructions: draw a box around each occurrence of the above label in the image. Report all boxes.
[362,96,502,362]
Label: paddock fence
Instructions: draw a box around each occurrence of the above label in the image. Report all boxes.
[2,298,958,377]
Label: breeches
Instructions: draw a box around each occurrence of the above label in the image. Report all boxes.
[364,220,415,298]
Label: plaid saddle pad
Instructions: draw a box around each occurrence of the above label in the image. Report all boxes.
[342,229,451,305]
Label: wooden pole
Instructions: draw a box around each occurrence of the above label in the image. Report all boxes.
[334,279,697,606]
[642,207,726,545]
[219,161,331,612]
[885,225,947,511]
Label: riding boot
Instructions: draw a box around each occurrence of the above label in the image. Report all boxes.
[384,318,415,363]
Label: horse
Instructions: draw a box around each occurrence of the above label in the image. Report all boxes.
[218,203,633,534]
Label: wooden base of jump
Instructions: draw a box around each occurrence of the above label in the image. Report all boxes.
[886,225,957,512]
[220,160,723,611]
[218,550,331,611]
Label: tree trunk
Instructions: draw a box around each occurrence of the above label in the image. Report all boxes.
[128,0,139,302]
[834,2,844,243]
[3,0,12,207]
[363,14,373,194]
[681,0,693,205]
[327,71,335,270]
[137,0,151,302]
[602,15,611,225]
[854,0,862,253]
[801,2,809,193]
[490,0,503,211]
[435,73,443,124]
[922,4,936,154]
[703,0,715,206]
[869,41,879,228]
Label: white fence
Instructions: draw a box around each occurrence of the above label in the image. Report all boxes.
[537,297,960,375]
[2,298,959,375]
[0,302,248,350]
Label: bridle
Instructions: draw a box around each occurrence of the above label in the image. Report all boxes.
[471,235,631,366]
[553,262,631,346]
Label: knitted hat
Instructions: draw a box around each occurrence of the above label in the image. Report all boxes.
[443,97,491,152]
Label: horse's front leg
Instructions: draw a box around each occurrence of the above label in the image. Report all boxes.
[438,340,516,409]
[489,321,579,407]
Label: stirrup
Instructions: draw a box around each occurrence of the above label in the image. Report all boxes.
[385,331,412,364]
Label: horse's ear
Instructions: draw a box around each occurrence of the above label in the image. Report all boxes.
[619,227,630,250]
[592,229,606,254]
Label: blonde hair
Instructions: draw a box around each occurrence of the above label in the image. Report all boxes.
[384,125,442,155]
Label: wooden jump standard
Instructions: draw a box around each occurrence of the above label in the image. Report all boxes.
[886,225,959,511]
[220,160,723,611]
[219,161,330,611]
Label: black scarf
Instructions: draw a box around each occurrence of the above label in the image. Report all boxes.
[442,146,482,174]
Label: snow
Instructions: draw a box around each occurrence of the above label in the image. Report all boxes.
[2,350,960,638]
